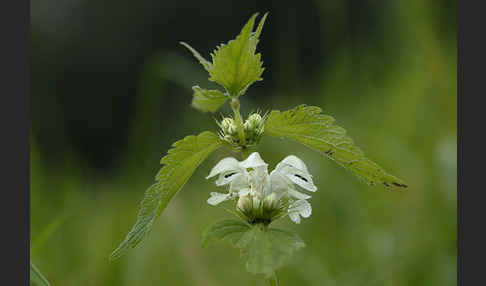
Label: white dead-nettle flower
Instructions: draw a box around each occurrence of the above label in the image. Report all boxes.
[206,152,268,205]
[268,155,317,223]
[206,152,317,224]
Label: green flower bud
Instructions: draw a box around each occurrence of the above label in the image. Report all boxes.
[243,113,265,146]
[221,117,237,135]
[244,113,263,132]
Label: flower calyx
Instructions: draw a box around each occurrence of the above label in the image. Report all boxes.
[217,112,265,150]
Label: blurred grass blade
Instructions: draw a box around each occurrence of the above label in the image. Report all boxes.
[30,262,51,286]
[31,214,68,256]
[110,131,224,260]
[264,105,407,189]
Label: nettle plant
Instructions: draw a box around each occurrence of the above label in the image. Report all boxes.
[110,13,407,284]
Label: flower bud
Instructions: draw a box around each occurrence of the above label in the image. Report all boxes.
[221,117,237,135]
[243,113,265,146]
[252,196,261,209]
[237,196,252,212]
[244,113,263,132]
[263,193,279,211]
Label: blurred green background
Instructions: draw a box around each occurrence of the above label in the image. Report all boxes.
[30,0,456,285]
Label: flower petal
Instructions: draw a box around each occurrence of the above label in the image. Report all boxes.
[240,152,268,169]
[248,165,269,193]
[289,212,301,224]
[206,157,241,179]
[238,188,251,197]
[288,199,312,223]
[229,171,250,191]
[277,155,310,173]
[295,200,312,217]
[207,192,231,206]
[215,172,243,186]
[287,189,312,200]
[268,170,291,194]
[275,165,317,193]
[275,155,317,192]
[286,169,317,192]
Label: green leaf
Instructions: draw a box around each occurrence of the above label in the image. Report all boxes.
[237,226,305,275]
[202,219,250,247]
[110,131,224,260]
[30,262,51,286]
[109,183,161,260]
[264,105,408,189]
[203,221,305,275]
[191,86,228,113]
[179,42,212,72]
[209,12,267,96]
[181,13,268,97]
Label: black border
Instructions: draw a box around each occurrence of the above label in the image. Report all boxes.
[459,1,486,285]
[1,0,30,284]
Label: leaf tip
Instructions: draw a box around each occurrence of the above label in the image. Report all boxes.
[108,249,122,262]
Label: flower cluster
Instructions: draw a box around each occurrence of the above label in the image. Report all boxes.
[218,113,265,149]
[206,152,317,224]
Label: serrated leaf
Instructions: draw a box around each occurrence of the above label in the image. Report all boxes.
[109,183,161,260]
[209,13,267,96]
[179,42,212,72]
[191,86,228,113]
[237,226,305,275]
[30,262,51,286]
[110,131,224,260]
[264,105,408,189]
[202,219,250,247]
[181,13,268,97]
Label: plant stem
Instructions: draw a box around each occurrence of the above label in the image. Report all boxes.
[230,97,247,146]
[265,272,279,286]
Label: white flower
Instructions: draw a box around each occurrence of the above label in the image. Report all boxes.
[263,192,279,211]
[236,195,252,212]
[206,152,317,225]
[205,152,268,205]
[269,155,317,200]
[288,199,312,224]
[207,192,232,206]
